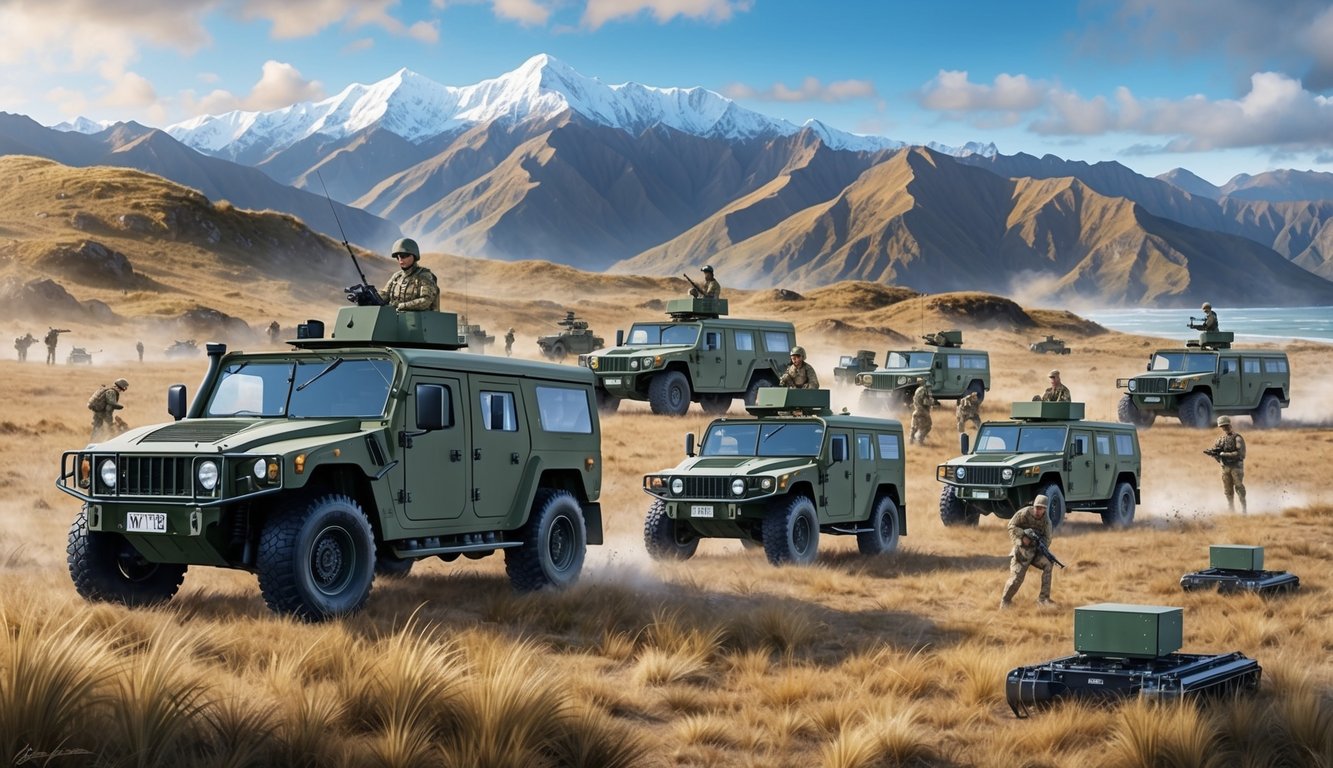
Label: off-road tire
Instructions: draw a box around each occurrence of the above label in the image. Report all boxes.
[857,496,901,555]
[256,494,376,621]
[1040,483,1067,529]
[743,375,778,406]
[505,489,587,591]
[375,548,414,579]
[939,485,980,527]
[761,495,819,566]
[1177,392,1214,429]
[643,500,699,561]
[699,393,731,415]
[1101,481,1136,528]
[550,342,568,361]
[594,387,621,415]
[1060,348,1071,355]
[1251,393,1281,429]
[1117,394,1156,428]
[648,370,692,416]
[965,380,986,403]
[67,507,187,606]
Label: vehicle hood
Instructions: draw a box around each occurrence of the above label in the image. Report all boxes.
[596,344,695,357]
[1135,370,1208,379]
[102,418,371,453]
[944,453,1061,468]
[659,456,814,475]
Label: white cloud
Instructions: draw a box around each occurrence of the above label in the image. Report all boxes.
[917,70,1048,113]
[182,88,244,116]
[493,0,553,25]
[102,71,158,109]
[46,86,92,120]
[341,37,375,54]
[723,76,877,104]
[247,61,325,110]
[581,0,752,30]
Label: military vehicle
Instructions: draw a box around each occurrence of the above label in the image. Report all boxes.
[856,330,990,411]
[1028,335,1071,355]
[641,388,906,566]
[1006,603,1261,718]
[537,311,604,362]
[57,305,604,621]
[1115,331,1290,429]
[1180,545,1300,595]
[936,401,1141,528]
[581,298,796,416]
[164,339,201,358]
[457,316,495,355]
[832,350,877,386]
[67,347,97,364]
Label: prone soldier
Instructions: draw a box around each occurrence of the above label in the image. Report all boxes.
[88,378,128,442]
[1000,494,1057,608]
[1204,415,1247,513]
[778,346,819,389]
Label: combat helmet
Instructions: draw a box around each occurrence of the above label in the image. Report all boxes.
[391,238,421,259]
[701,265,714,274]
[789,345,806,357]
[1201,302,1212,310]
[114,378,128,389]
[1216,415,1232,427]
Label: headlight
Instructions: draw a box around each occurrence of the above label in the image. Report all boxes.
[731,478,746,496]
[898,376,908,385]
[1001,468,1014,481]
[99,459,117,488]
[1128,380,1137,392]
[954,467,965,480]
[253,458,268,480]
[640,356,655,370]
[589,357,599,370]
[671,478,684,495]
[1169,379,1186,390]
[760,477,774,490]
[198,461,219,491]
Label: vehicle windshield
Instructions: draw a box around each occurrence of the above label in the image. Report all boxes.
[1149,352,1217,373]
[974,425,1067,453]
[204,357,394,418]
[839,356,856,366]
[701,422,825,457]
[625,323,699,347]
[885,351,934,369]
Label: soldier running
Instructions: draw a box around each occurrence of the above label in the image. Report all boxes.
[1040,370,1071,402]
[910,377,934,445]
[1207,415,1247,513]
[956,391,981,434]
[1000,494,1055,608]
[778,346,819,389]
[88,378,128,442]
[382,238,439,311]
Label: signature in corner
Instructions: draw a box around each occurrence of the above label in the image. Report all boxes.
[14,745,93,766]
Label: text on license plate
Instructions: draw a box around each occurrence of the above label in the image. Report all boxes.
[690,505,714,518]
[1143,396,1161,403]
[604,378,622,386]
[972,490,990,499]
[126,512,168,533]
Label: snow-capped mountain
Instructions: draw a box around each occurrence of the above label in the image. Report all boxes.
[51,116,115,134]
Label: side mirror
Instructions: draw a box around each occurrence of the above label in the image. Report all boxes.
[685,432,696,457]
[831,438,848,463]
[616,329,625,347]
[959,433,970,455]
[167,384,187,421]
[414,383,449,431]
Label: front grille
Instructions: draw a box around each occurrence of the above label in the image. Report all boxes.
[117,456,195,497]
[683,476,729,499]
[595,357,631,373]
[955,466,1004,485]
[1134,378,1168,394]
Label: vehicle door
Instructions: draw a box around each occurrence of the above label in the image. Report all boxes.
[763,330,793,380]
[470,379,531,518]
[823,430,854,520]
[401,374,468,524]
[1092,433,1114,499]
[698,327,726,390]
[731,330,757,389]
[1214,355,1241,406]
[1067,430,1094,501]
[852,432,878,520]
[941,354,964,396]
[1239,357,1262,407]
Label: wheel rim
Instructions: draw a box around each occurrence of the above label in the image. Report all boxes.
[116,544,159,583]
[792,514,812,555]
[1120,489,1134,522]
[547,513,576,571]
[670,383,685,409]
[879,510,894,542]
[310,525,355,596]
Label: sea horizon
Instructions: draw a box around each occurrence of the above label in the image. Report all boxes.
[1082,305,1333,345]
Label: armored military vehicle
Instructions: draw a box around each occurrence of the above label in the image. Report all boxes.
[641,388,906,566]
[833,350,877,386]
[1029,335,1071,355]
[164,339,201,358]
[457,316,495,355]
[856,330,990,411]
[67,347,96,364]
[57,305,604,621]
[1115,331,1290,429]
[581,298,796,416]
[936,401,1141,528]
[537,311,603,361]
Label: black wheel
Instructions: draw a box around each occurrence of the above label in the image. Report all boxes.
[1040,483,1066,529]
[648,370,692,416]
[643,500,699,561]
[505,489,587,591]
[857,496,901,555]
[1117,394,1156,428]
[67,507,187,606]
[1101,481,1136,528]
[743,375,777,406]
[1177,392,1214,429]
[1060,348,1071,355]
[256,494,376,621]
[699,393,731,415]
[965,380,986,404]
[549,341,567,361]
[375,548,414,579]
[594,387,620,415]
[939,485,979,527]
[761,495,819,566]
[1251,393,1281,429]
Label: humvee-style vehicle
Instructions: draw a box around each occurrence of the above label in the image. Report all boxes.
[57,306,604,621]
[67,346,96,364]
[1029,335,1071,355]
[857,330,990,411]
[1115,332,1290,429]
[457,316,495,355]
[581,298,796,416]
[537,311,603,361]
[936,401,1141,529]
[833,350,877,386]
[641,388,906,566]
[164,339,201,358]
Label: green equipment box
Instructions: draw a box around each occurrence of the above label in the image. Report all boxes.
[1074,603,1182,659]
[1010,401,1085,420]
[1210,545,1264,571]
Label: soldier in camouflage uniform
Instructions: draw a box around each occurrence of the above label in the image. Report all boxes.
[1209,415,1247,513]
[504,328,515,357]
[88,378,128,442]
[1200,302,1218,332]
[779,346,819,389]
[268,321,281,344]
[1000,493,1055,608]
[956,391,981,434]
[44,327,68,365]
[382,237,439,312]
[1040,370,1071,402]
[910,377,935,445]
[689,265,721,299]
[14,333,35,362]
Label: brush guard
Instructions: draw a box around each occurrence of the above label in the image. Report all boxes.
[1180,568,1300,595]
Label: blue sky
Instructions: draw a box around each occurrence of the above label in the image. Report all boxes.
[3,0,1332,184]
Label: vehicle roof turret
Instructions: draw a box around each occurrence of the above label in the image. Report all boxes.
[666,297,729,320]
[289,306,466,351]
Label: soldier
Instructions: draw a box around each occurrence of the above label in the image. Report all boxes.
[1040,370,1071,402]
[1199,302,1219,332]
[910,377,935,445]
[505,328,515,357]
[689,265,721,299]
[88,378,128,442]
[135,340,144,363]
[956,391,981,434]
[1000,494,1055,608]
[778,346,819,389]
[268,320,281,344]
[44,327,68,365]
[1208,415,1247,514]
[14,333,35,362]
[381,237,439,312]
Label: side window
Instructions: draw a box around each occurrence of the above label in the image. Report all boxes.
[1241,359,1260,374]
[1072,434,1090,455]
[973,356,989,369]
[1220,359,1238,375]
[763,331,791,353]
[1262,358,1287,373]
[830,434,848,459]
[946,354,961,368]
[734,331,755,352]
[480,391,517,432]
[856,433,873,460]
[1095,434,1111,456]
[877,433,901,460]
[1115,433,1134,456]
[535,386,591,434]
[704,331,722,351]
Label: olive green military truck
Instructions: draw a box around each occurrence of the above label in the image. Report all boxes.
[936,401,1141,529]
[857,330,990,411]
[833,350,877,386]
[1115,332,1290,429]
[641,388,907,566]
[57,306,604,621]
[581,298,796,416]
[1029,335,1071,355]
[537,311,604,361]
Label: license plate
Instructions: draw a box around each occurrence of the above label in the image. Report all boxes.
[1143,396,1161,403]
[604,378,622,386]
[973,490,990,499]
[690,505,714,518]
[126,512,167,533]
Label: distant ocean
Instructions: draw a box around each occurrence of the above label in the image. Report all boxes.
[1083,306,1333,344]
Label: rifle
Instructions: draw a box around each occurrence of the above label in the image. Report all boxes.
[1203,447,1223,463]
[682,272,703,297]
[317,172,385,307]
[1024,528,1066,569]
[1187,316,1204,330]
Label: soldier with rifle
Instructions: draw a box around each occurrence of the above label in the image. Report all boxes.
[1000,494,1062,608]
[14,332,35,362]
[1204,415,1247,513]
[44,327,70,365]
[1188,302,1219,332]
[684,265,721,299]
[382,237,439,311]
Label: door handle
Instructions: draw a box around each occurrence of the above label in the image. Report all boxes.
[510,452,520,465]
[473,449,482,460]
[450,450,461,462]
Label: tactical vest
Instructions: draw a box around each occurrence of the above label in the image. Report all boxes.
[1214,433,1244,467]
[87,386,111,411]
